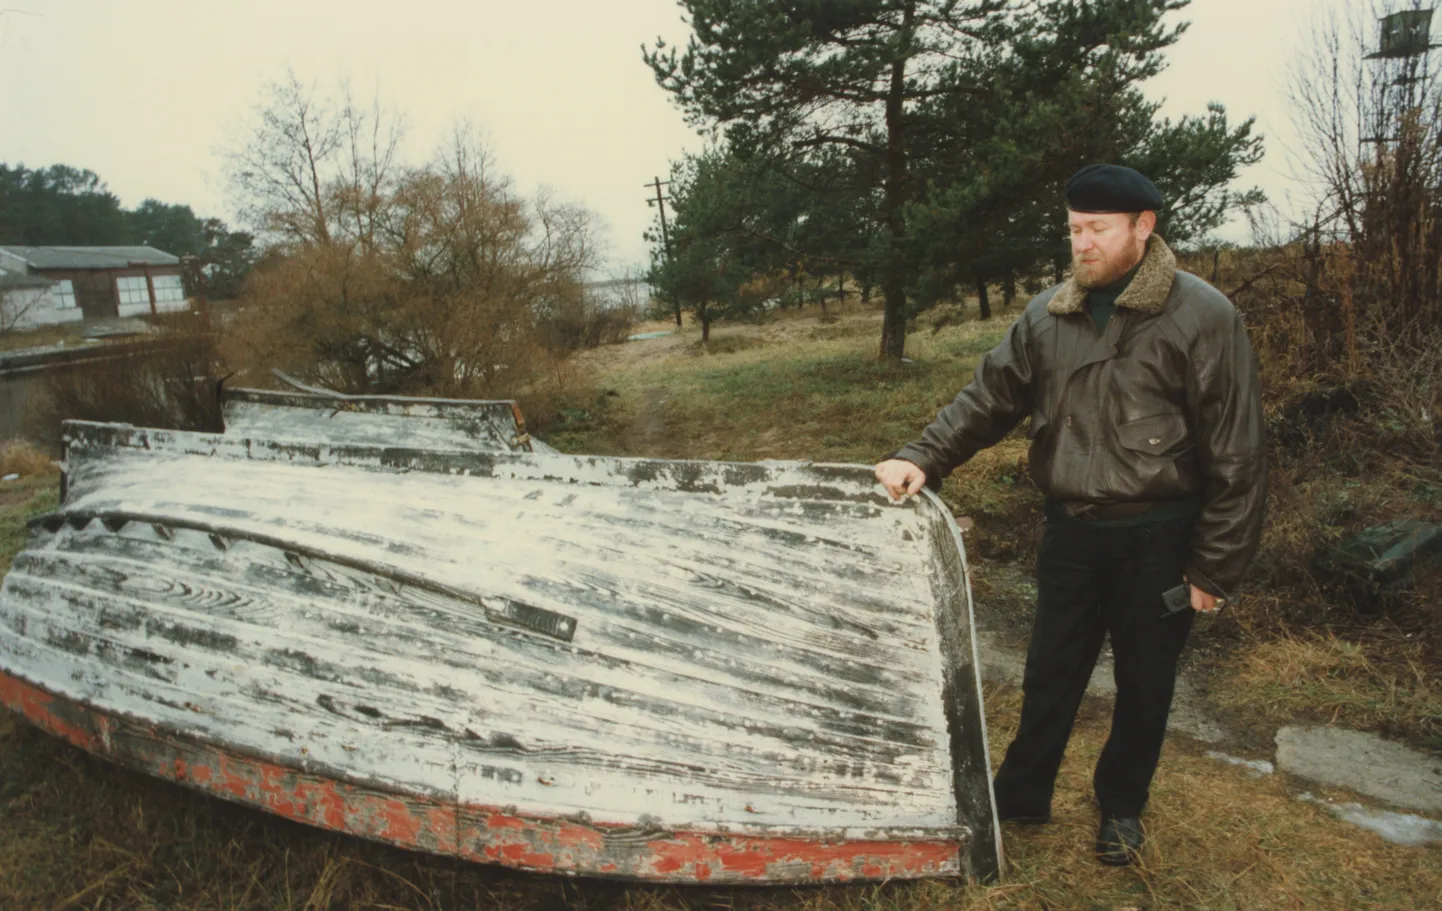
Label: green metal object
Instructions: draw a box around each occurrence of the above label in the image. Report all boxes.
[1325,520,1442,590]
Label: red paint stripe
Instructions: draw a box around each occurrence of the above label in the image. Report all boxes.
[0,671,964,882]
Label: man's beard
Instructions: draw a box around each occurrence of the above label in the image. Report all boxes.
[1072,251,1134,290]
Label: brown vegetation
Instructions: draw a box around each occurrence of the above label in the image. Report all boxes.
[0,439,55,478]
[3,11,1441,905]
[1291,1,1442,338]
[1175,239,1442,750]
[221,85,632,424]
[26,315,224,448]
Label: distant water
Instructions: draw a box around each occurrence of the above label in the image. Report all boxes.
[584,279,653,310]
[627,331,672,341]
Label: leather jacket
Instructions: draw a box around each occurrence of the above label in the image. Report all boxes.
[893,237,1266,598]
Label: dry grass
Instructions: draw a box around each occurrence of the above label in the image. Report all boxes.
[1217,631,1442,751]
[0,321,90,353]
[0,474,59,576]
[547,303,1013,464]
[26,320,225,447]
[0,439,57,477]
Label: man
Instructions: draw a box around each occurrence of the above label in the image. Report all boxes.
[875,164,1266,866]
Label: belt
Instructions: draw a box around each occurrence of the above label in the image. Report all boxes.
[1054,500,1165,521]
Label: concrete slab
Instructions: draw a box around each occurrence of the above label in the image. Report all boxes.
[81,318,153,339]
[1276,726,1442,814]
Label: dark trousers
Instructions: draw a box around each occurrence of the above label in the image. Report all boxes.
[992,514,1196,819]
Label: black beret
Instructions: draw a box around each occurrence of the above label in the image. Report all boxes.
[1065,164,1164,213]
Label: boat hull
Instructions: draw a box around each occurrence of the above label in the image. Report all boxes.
[1,671,965,882]
[0,420,1002,883]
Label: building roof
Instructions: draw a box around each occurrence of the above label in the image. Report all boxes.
[0,272,55,291]
[0,246,181,270]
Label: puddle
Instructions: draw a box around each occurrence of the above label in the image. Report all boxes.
[1299,792,1442,846]
[1207,750,1275,776]
[1276,725,1442,814]
[627,331,673,341]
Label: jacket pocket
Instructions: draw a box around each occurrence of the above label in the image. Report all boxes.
[1117,413,1189,455]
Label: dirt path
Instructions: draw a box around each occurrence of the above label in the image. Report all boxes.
[570,307,886,379]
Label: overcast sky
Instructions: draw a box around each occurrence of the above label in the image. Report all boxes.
[2,0,1355,273]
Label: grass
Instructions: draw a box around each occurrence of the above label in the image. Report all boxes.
[548,311,1041,559]
[547,312,1015,466]
[0,458,60,576]
[1218,631,1442,752]
[0,322,90,353]
[1,304,1440,908]
[0,439,56,478]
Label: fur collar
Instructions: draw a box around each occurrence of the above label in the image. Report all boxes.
[1047,235,1177,316]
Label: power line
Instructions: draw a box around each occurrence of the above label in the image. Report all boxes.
[645,177,680,327]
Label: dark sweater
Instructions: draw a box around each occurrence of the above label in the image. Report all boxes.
[1085,257,1143,335]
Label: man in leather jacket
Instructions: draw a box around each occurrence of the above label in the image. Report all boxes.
[875,164,1266,866]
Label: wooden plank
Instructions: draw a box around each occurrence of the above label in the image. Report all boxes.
[222,388,535,453]
[3,532,953,823]
[16,539,932,732]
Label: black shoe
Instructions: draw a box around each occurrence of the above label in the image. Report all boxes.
[1096,816,1144,866]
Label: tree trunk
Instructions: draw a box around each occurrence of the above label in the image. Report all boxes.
[1002,271,1016,308]
[878,1,916,362]
[837,269,846,309]
[816,274,827,317]
[700,301,711,342]
[976,277,991,320]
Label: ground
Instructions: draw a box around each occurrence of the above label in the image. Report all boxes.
[0,304,1439,909]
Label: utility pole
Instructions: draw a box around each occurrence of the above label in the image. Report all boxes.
[645,177,680,326]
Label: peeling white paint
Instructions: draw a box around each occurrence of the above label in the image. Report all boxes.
[222,389,531,453]
[2,423,996,847]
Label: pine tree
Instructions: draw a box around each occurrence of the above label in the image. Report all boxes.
[645,0,1009,361]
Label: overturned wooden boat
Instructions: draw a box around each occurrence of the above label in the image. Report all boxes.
[0,420,1002,883]
[221,384,553,453]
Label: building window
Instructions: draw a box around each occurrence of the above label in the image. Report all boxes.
[53,280,77,309]
[152,274,185,305]
[116,275,151,310]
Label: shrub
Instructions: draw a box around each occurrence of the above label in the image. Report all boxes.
[0,440,55,477]
[27,318,223,446]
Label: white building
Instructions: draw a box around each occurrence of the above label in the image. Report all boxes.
[0,246,188,325]
[0,271,83,332]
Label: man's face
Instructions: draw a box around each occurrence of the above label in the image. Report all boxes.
[1067,210,1153,289]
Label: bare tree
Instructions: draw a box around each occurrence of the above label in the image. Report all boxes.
[1290,1,1442,336]
[225,71,405,249]
[0,286,47,336]
[336,81,407,251]
[230,123,602,400]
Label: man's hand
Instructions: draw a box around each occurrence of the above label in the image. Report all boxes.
[1189,583,1221,613]
[874,459,927,501]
